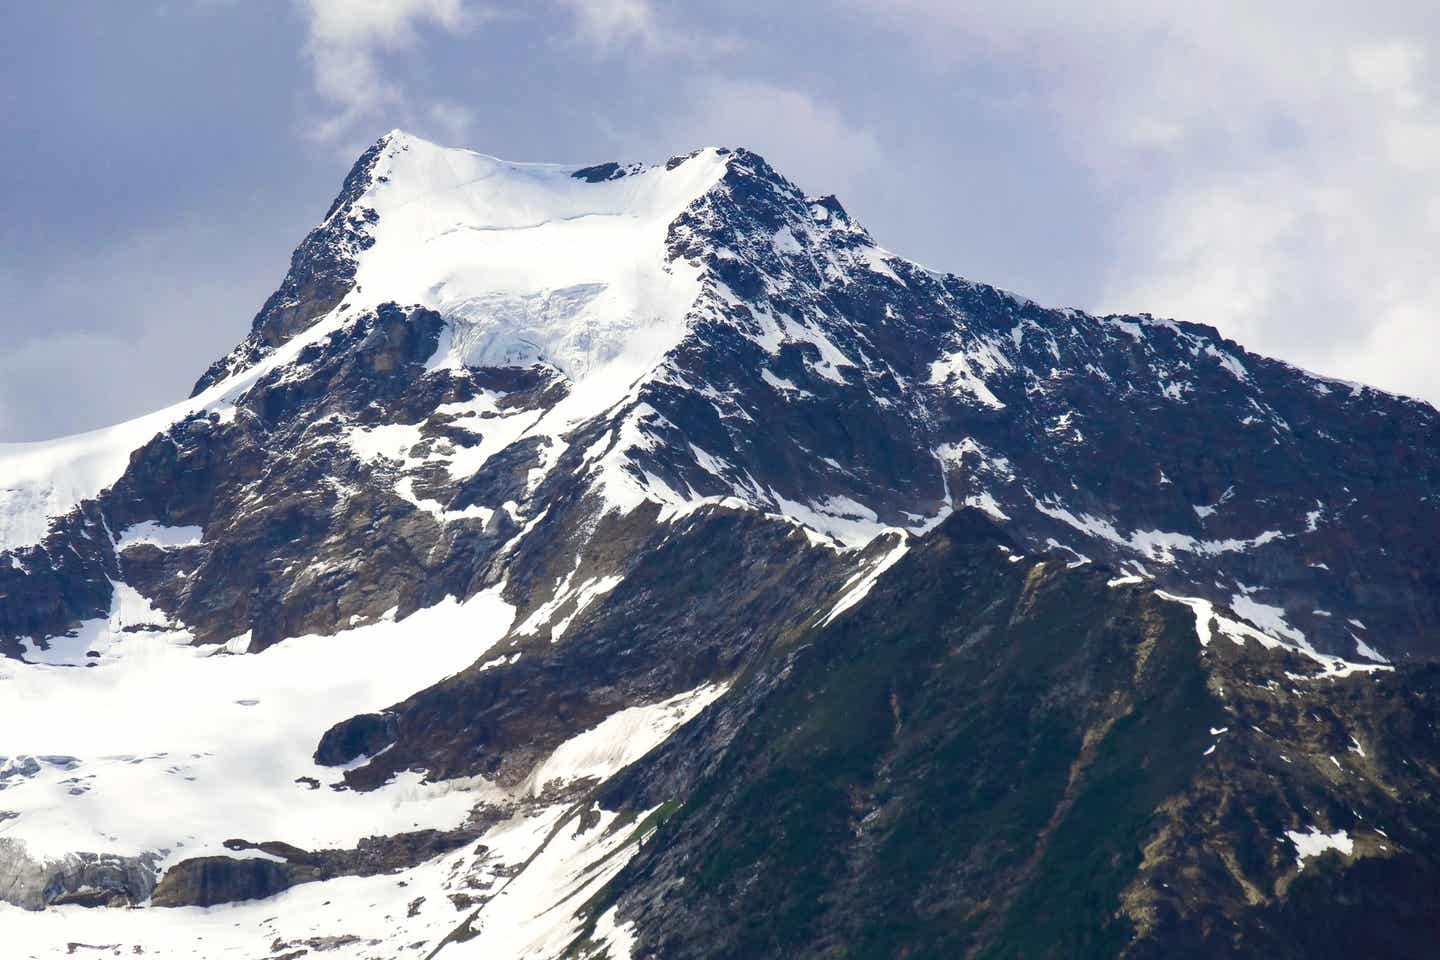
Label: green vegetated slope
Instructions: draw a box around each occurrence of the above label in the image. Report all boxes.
[575,510,1440,960]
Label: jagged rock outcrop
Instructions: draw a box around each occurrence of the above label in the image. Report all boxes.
[190,137,389,394]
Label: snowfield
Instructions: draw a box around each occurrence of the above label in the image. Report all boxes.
[0,587,516,864]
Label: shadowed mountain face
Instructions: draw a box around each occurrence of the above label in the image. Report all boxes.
[585,512,1440,960]
[0,132,1436,958]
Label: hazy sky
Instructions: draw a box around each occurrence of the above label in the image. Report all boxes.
[4,1,1438,440]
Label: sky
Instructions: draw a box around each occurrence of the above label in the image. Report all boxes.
[3,1,1438,440]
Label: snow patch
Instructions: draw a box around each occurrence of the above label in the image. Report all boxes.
[527,682,729,795]
[928,337,1011,409]
[1035,498,1282,564]
[113,522,203,551]
[821,536,909,626]
[1155,592,1392,682]
[0,585,516,864]
[1353,635,1390,663]
[1285,826,1353,870]
[588,904,640,960]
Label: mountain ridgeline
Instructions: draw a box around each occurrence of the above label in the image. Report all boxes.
[0,132,1436,958]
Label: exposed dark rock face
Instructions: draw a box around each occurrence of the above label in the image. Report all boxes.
[5,135,1437,666]
[150,854,291,909]
[314,712,399,767]
[0,133,1437,958]
[641,148,1440,661]
[572,511,1440,960]
[101,301,485,651]
[151,825,486,908]
[335,506,852,791]
[571,161,642,183]
[189,137,389,395]
[0,505,116,660]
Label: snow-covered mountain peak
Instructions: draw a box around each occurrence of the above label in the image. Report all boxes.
[190,137,753,394]
[363,130,729,224]
[349,135,732,396]
[0,137,837,557]
[5,129,1440,956]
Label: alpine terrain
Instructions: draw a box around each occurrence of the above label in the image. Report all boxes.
[2,132,1439,958]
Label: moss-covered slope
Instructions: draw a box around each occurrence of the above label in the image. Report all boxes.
[574,511,1440,959]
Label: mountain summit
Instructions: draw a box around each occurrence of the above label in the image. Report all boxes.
[193,132,735,399]
[2,133,1438,957]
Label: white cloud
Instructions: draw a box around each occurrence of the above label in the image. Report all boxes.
[1350,41,1425,111]
[296,1,691,145]
[427,99,476,142]
[299,0,475,141]
[660,79,885,201]
[550,0,739,58]
[556,0,661,50]
[853,1,1440,404]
